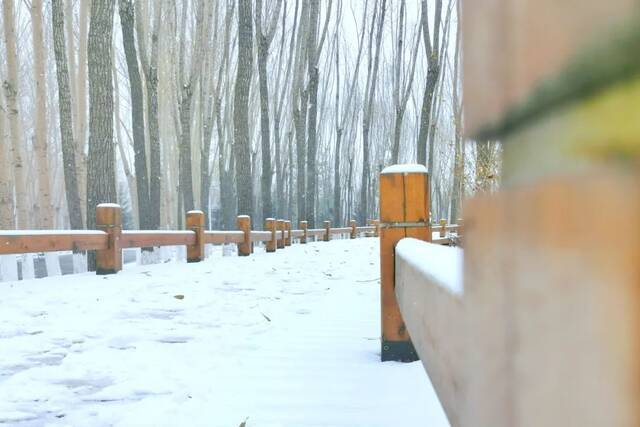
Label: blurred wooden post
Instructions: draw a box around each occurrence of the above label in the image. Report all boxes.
[379,165,430,362]
[277,219,285,248]
[457,218,464,235]
[237,215,252,256]
[95,204,122,275]
[285,221,292,246]
[300,221,308,244]
[323,220,331,242]
[186,210,205,262]
[350,220,357,239]
[265,218,277,252]
[439,218,447,238]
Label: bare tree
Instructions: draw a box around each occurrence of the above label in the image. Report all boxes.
[390,0,420,165]
[334,0,367,225]
[31,0,54,228]
[86,0,117,234]
[119,0,151,229]
[416,0,443,169]
[135,0,162,230]
[450,1,463,221]
[255,0,283,223]
[0,68,13,229]
[2,0,28,228]
[76,0,90,219]
[52,0,83,230]
[359,0,386,225]
[233,0,254,217]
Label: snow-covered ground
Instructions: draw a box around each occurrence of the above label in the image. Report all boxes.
[0,238,449,427]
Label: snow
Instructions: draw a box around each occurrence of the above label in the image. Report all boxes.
[396,238,464,295]
[381,164,428,174]
[96,203,121,209]
[0,239,449,427]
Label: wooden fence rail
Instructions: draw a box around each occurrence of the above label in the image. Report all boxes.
[0,203,381,276]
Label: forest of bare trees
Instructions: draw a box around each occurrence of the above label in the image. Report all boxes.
[0,0,501,234]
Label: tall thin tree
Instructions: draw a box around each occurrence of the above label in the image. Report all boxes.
[2,0,28,228]
[119,0,151,229]
[86,0,117,234]
[233,0,254,217]
[52,0,83,230]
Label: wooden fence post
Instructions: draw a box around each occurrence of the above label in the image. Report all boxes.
[237,215,252,256]
[323,220,331,242]
[95,203,122,275]
[186,210,205,262]
[277,220,285,249]
[439,218,447,238]
[285,221,292,246]
[379,165,430,362]
[350,220,357,239]
[265,218,277,252]
[300,221,308,244]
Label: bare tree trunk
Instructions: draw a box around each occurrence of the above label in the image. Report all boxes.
[52,0,83,230]
[119,0,151,229]
[31,0,53,228]
[76,0,90,220]
[0,74,13,228]
[256,0,283,224]
[136,0,162,230]
[450,3,464,221]
[292,0,309,223]
[2,0,28,228]
[359,0,386,225]
[416,0,442,168]
[233,0,254,217]
[86,0,117,235]
[305,0,320,227]
[390,0,420,165]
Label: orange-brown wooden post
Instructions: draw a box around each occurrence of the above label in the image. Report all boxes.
[277,220,285,249]
[95,203,123,275]
[379,165,430,362]
[323,220,331,242]
[373,219,380,237]
[186,210,205,262]
[265,218,277,252]
[439,218,447,238]
[237,215,252,256]
[300,221,308,244]
[285,221,292,246]
[350,220,357,239]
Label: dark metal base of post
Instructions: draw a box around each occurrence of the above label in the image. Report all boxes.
[96,268,118,275]
[381,339,419,362]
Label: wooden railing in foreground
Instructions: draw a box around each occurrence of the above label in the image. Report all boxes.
[0,205,378,275]
[386,0,640,424]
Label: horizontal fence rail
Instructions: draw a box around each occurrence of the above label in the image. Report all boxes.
[0,204,384,277]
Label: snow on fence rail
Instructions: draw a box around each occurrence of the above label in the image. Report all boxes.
[0,204,382,277]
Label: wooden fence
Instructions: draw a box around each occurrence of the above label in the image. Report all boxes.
[0,204,380,276]
[384,0,640,425]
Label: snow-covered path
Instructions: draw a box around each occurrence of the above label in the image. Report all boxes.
[0,238,448,427]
